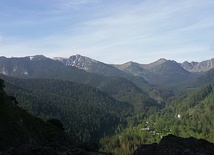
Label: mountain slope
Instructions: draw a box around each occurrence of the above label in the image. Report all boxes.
[0,74,133,142]
[117,58,198,87]
[181,61,199,72]
[0,56,160,112]
[162,81,214,137]
[0,55,104,83]
[181,58,214,72]
[55,54,127,77]
[146,59,197,86]
[100,84,214,155]
[143,58,167,70]
[55,55,191,100]
[55,55,152,94]
[114,61,158,82]
[0,79,74,153]
[192,68,214,87]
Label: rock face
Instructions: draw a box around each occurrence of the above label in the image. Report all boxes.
[181,59,214,72]
[181,61,199,72]
[134,134,214,155]
[59,54,126,77]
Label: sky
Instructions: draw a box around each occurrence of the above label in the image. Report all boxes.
[0,0,214,64]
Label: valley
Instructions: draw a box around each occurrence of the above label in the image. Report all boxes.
[1,55,214,154]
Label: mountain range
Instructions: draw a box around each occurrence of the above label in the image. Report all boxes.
[53,54,214,73]
[1,54,214,109]
[54,55,214,84]
[1,55,214,83]
[0,55,214,91]
[1,54,214,96]
[1,53,214,113]
[1,54,214,154]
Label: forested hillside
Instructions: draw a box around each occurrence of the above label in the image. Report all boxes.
[1,56,214,155]
[0,75,133,143]
[0,79,73,153]
[0,57,161,112]
[99,84,214,155]
[1,0,214,153]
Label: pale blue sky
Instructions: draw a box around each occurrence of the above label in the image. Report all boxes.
[0,0,214,64]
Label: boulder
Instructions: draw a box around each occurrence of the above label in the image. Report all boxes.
[134,134,214,155]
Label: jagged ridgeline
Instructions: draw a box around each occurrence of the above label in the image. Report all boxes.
[0,75,133,143]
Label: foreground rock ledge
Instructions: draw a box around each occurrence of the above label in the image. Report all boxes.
[134,134,214,155]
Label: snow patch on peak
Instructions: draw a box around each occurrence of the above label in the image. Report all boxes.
[24,71,28,75]
[12,66,17,72]
[28,55,48,61]
[2,67,8,75]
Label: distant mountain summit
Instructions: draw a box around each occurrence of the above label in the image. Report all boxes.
[146,59,188,75]
[114,61,157,81]
[115,58,195,86]
[66,54,99,70]
[145,59,196,85]
[56,54,126,77]
[27,55,49,61]
[181,61,199,72]
[0,55,53,76]
[143,58,167,70]
[181,58,214,72]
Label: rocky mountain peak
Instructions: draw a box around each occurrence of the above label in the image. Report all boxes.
[60,54,128,77]
[181,61,199,72]
[181,58,214,72]
[143,58,167,70]
[158,58,167,62]
[116,61,140,70]
[69,54,91,63]
[65,55,98,70]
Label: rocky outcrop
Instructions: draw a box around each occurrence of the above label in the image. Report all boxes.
[181,59,214,72]
[181,61,199,72]
[61,54,126,77]
[134,134,214,155]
